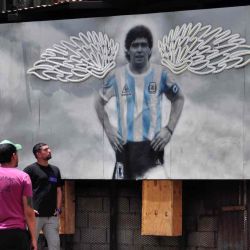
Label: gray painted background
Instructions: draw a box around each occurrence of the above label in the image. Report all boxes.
[0,6,249,179]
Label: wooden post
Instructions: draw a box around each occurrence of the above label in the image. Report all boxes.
[141,180,182,236]
[59,180,75,234]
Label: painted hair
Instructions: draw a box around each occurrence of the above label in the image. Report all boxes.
[125,25,153,61]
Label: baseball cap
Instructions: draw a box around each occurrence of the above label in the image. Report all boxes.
[0,140,22,150]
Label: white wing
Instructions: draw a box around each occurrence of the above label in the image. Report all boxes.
[158,23,250,75]
[27,31,119,82]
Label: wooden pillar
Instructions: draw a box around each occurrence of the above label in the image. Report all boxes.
[141,180,182,236]
[59,180,75,234]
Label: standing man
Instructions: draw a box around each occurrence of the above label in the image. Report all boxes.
[24,143,63,250]
[95,25,184,179]
[0,139,37,250]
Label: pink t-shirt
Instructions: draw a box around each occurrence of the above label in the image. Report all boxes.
[0,166,32,230]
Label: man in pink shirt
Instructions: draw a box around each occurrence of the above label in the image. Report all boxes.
[0,140,37,250]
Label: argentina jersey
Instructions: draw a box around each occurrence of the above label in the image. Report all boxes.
[100,64,179,142]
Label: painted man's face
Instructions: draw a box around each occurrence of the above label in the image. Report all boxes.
[128,37,151,70]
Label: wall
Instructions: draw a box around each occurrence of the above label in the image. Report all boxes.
[2,7,250,179]
[38,180,247,250]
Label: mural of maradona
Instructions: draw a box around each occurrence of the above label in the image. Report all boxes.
[1,6,250,179]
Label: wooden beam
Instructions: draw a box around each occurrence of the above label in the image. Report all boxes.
[141,180,182,236]
[59,180,75,234]
[222,205,246,212]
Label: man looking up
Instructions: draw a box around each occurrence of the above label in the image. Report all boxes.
[0,139,37,250]
[24,143,63,250]
[95,25,184,179]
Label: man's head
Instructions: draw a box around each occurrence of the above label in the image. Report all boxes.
[33,143,52,161]
[125,25,153,71]
[0,140,22,167]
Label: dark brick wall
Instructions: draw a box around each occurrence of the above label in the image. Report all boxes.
[70,181,183,250]
[38,180,247,250]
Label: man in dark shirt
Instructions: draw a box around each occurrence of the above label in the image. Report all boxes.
[24,143,63,250]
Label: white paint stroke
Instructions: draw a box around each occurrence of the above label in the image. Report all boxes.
[27,31,119,82]
[158,23,250,75]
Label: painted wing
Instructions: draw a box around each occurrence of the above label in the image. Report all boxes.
[27,31,119,82]
[158,23,250,75]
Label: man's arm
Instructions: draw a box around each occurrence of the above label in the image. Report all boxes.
[151,88,184,151]
[56,186,62,215]
[23,196,37,250]
[166,88,185,133]
[95,94,123,152]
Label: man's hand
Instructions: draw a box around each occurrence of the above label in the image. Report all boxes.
[95,95,124,152]
[105,126,124,152]
[54,208,62,217]
[23,196,37,250]
[30,238,38,250]
[151,127,172,151]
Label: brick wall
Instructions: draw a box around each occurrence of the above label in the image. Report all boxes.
[38,180,246,250]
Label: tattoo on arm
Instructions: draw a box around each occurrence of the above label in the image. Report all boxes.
[27,197,34,208]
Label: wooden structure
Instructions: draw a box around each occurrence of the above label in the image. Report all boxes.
[58,180,182,236]
[59,180,76,234]
[141,180,182,236]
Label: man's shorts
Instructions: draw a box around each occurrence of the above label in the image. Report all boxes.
[113,140,164,179]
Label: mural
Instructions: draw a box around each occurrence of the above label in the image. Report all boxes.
[0,6,250,179]
[158,22,250,75]
[28,31,119,81]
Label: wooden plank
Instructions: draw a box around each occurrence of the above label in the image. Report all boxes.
[218,210,245,250]
[59,180,75,234]
[141,180,182,236]
[172,180,182,235]
[222,205,246,212]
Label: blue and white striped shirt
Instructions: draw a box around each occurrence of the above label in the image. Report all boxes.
[100,64,179,142]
